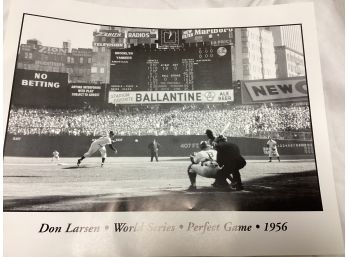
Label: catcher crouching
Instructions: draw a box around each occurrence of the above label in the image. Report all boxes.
[187,141,223,190]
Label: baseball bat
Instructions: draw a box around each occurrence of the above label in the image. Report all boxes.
[220,122,231,135]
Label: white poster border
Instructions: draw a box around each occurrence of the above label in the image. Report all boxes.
[3,1,344,256]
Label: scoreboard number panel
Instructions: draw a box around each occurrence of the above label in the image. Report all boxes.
[110,45,232,92]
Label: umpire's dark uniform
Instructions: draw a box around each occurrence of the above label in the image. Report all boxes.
[148,139,160,162]
[215,140,245,190]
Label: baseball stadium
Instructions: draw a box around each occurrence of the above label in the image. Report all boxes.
[3,16,322,211]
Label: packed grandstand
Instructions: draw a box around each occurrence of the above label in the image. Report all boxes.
[7,103,312,139]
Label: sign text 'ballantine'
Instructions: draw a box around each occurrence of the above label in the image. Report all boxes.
[108,90,234,104]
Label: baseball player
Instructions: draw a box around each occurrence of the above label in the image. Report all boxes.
[205,129,216,149]
[51,150,60,162]
[266,137,280,162]
[187,141,223,190]
[77,131,117,167]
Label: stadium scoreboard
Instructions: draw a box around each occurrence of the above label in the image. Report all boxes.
[110,45,232,92]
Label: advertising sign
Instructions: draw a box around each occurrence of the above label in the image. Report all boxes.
[93,30,125,48]
[38,45,67,55]
[127,31,153,44]
[108,90,234,104]
[127,31,151,38]
[71,49,92,57]
[242,77,308,103]
[182,28,234,43]
[34,60,65,67]
[94,31,125,38]
[12,69,68,107]
[20,44,33,51]
[93,42,124,48]
[68,83,105,106]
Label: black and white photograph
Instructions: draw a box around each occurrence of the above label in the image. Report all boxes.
[3,1,344,257]
[3,14,323,212]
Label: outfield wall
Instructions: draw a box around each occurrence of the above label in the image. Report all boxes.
[4,134,315,158]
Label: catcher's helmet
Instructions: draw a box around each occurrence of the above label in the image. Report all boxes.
[199,141,208,150]
[109,131,115,136]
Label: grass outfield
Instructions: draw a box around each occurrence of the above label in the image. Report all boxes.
[3,156,322,212]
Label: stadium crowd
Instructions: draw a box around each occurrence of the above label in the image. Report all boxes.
[7,103,311,138]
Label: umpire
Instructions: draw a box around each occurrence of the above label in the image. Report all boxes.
[148,138,160,162]
[214,135,246,191]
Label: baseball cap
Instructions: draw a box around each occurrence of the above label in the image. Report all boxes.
[205,129,213,135]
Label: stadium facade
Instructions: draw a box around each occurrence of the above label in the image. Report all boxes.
[16,26,303,84]
[234,27,277,80]
[7,23,313,157]
[271,25,305,78]
[17,39,92,83]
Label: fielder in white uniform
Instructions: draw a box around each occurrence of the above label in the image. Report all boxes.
[52,150,59,161]
[187,141,223,190]
[266,137,280,162]
[77,131,117,167]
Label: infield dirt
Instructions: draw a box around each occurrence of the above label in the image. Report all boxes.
[3,157,322,211]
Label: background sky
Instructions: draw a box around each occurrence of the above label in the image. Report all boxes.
[20,15,100,49]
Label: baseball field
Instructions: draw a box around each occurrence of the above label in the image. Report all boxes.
[3,156,322,212]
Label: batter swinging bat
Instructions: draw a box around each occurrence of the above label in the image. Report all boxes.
[220,122,231,135]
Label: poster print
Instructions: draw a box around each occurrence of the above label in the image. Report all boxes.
[3,1,343,256]
[5,15,319,212]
